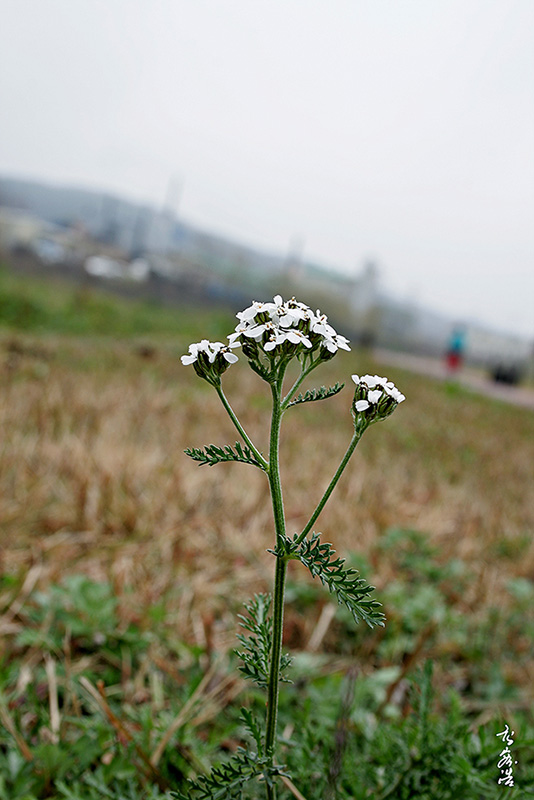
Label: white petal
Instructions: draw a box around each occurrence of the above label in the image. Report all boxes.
[351,374,360,384]
[285,330,301,344]
[361,374,380,387]
[244,324,266,338]
[223,351,239,363]
[278,312,299,326]
[368,389,383,404]
[313,321,336,337]
[323,339,337,353]
[181,354,197,365]
[238,305,259,321]
[355,399,370,412]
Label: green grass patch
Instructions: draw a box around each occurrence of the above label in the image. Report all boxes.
[0,572,532,799]
[0,265,233,340]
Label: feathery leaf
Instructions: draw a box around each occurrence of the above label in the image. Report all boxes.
[283,532,385,628]
[184,442,266,470]
[235,594,292,688]
[170,747,282,799]
[288,382,344,407]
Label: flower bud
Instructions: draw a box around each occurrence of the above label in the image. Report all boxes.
[351,373,405,428]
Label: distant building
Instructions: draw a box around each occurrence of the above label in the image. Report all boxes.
[0,207,49,250]
[350,260,381,344]
[84,255,149,282]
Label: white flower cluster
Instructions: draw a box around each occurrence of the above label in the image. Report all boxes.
[228,295,351,357]
[351,374,405,421]
[181,339,238,366]
[180,339,238,383]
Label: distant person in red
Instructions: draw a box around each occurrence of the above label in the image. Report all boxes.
[446,326,466,374]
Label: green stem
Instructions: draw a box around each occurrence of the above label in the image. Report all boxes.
[280,357,319,410]
[295,428,362,546]
[265,558,287,781]
[264,374,288,799]
[215,384,268,470]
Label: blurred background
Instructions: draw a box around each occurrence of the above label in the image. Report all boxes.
[1,0,533,380]
[1,2,534,797]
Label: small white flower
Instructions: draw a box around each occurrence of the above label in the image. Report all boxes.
[237,300,276,322]
[205,341,226,363]
[355,399,370,412]
[383,382,405,402]
[180,340,211,365]
[359,374,387,387]
[278,310,303,327]
[311,311,336,338]
[228,323,250,344]
[287,297,311,311]
[269,295,301,327]
[264,331,286,351]
[280,306,308,327]
[181,339,238,370]
[243,323,268,339]
[368,389,383,404]
[210,342,239,363]
[352,373,406,410]
[283,329,312,348]
[323,332,351,353]
[391,388,406,402]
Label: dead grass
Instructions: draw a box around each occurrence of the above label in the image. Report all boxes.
[1,330,533,670]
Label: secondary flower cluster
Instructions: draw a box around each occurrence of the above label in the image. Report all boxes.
[181,339,238,383]
[228,295,351,361]
[351,373,405,425]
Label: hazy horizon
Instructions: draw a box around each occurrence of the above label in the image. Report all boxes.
[1,0,533,338]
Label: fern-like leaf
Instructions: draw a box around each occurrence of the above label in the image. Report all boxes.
[284,533,385,628]
[240,707,264,756]
[288,382,344,407]
[184,442,265,470]
[170,747,277,799]
[235,594,292,688]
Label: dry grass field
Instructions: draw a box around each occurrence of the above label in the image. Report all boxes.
[1,286,533,796]
[1,325,533,662]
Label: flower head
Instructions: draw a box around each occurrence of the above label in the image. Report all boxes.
[181,339,238,384]
[351,373,405,428]
[228,294,350,365]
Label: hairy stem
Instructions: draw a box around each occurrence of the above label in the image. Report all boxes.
[215,384,268,470]
[295,428,362,546]
[264,374,288,799]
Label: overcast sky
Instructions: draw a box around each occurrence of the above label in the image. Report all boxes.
[1,0,533,337]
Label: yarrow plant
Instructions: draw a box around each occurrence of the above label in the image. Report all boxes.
[178,295,404,799]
